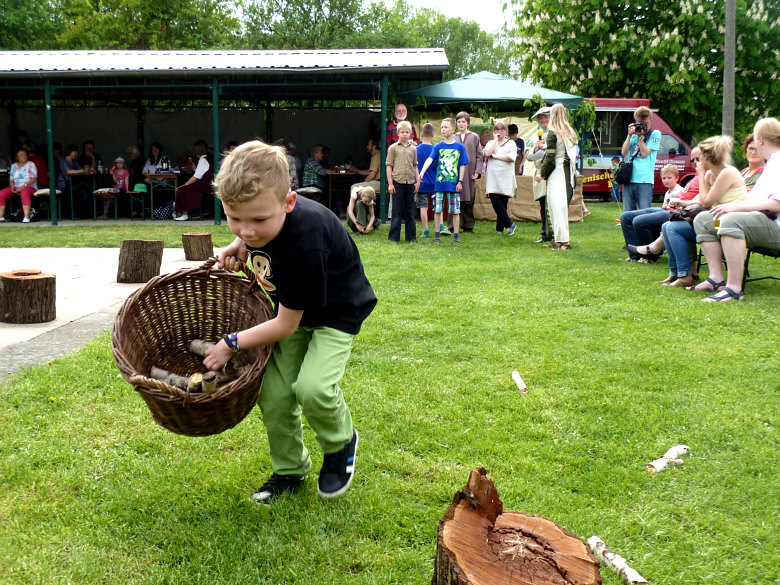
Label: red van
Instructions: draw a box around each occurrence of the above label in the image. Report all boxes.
[580,98,696,200]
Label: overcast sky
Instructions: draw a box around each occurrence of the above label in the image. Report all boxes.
[391,0,511,34]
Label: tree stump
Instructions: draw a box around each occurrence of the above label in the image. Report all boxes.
[433,468,601,585]
[0,269,56,323]
[182,232,214,261]
[117,240,164,283]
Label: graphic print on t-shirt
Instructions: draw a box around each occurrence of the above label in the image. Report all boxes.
[249,250,277,292]
[436,149,462,184]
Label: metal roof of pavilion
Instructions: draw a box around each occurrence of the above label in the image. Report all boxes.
[0,49,449,103]
[0,49,449,77]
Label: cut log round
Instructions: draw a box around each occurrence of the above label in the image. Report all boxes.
[0,269,56,324]
[433,468,601,585]
[116,240,164,283]
[182,232,214,261]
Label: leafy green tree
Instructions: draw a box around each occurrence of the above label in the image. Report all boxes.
[509,0,780,141]
[0,0,64,49]
[56,0,240,49]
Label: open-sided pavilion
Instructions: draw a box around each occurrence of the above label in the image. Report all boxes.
[0,49,448,224]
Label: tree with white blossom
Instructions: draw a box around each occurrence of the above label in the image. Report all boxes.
[508,0,779,141]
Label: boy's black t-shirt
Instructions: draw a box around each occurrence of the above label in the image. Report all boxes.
[245,196,377,335]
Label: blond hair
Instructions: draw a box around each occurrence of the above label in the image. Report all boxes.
[493,120,508,131]
[753,117,780,146]
[357,186,376,202]
[661,163,679,177]
[634,106,652,121]
[549,103,578,146]
[397,120,412,133]
[697,135,733,167]
[214,140,290,205]
[442,118,456,128]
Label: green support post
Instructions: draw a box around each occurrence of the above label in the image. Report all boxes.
[212,77,221,225]
[44,80,58,225]
[380,75,389,223]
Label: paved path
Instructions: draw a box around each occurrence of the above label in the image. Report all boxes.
[0,248,218,378]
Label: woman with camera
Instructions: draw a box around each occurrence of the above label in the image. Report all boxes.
[620,106,662,212]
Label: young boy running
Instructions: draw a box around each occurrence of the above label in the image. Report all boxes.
[204,141,377,504]
[418,118,469,244]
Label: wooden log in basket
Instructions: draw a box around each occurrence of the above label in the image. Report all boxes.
[433,468,601,585]
[117,240,164,283]
[0,269,56,324]
[182,232,214,261]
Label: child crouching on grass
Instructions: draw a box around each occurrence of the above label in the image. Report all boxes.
[347,185,380,234]
[203,141,377,505]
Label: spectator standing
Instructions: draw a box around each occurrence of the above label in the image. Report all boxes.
[416,123,437,238]
[525,106,552,242]
[483,121,517,236]
[386,103,418,147]
[620,106,662,211]
[508,124,526,176]
[610,156,622,202]
[453,111,483,233]
[386,121,419,242]
[538,103,578,250]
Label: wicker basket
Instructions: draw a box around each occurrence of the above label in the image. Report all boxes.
[112,257,274,436]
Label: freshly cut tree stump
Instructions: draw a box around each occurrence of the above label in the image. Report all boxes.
[182,232,214,261]
[0,269,57,324]
[117,240,164,283]
[433,468,601,585]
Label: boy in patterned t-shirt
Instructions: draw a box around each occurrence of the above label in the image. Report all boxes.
[418,118,469,244]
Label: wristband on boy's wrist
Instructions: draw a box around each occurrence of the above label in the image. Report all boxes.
[222,332,242,353]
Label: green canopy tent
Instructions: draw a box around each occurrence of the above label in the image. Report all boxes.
[399,71,583,109]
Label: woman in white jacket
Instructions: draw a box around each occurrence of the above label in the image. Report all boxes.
[537,103,578,250]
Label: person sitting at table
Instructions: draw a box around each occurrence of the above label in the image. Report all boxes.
[274,139,299,191]
[78,139,103,172]
[125,145,146,187]
[302,145,328,196]
[174,140,212,221]
[142,141,165,181]
[60,144,94,220]
[349,137,381,204]
[0,147,38,222]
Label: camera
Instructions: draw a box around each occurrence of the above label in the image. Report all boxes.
[632,122,646,134]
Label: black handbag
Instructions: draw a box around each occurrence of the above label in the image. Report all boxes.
[614,161,634,185]
[669,203,704,224]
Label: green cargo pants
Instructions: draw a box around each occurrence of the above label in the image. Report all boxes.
[259,326,355,477]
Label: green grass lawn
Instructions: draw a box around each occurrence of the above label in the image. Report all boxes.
[1,203,778,584]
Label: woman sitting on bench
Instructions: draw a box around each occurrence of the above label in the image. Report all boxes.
[693,117,780,302]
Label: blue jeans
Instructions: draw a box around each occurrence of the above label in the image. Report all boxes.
[661,219,697,277]
[621,208,670,257]
[622,183,653,212]
[388,182,416,242]
[611,183,622,202]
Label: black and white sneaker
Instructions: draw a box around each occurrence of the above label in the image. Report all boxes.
[318,429,358,499]
[250,473,305,505]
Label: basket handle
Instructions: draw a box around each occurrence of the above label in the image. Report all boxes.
[130,373,193,403]
[200,256,257,292]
